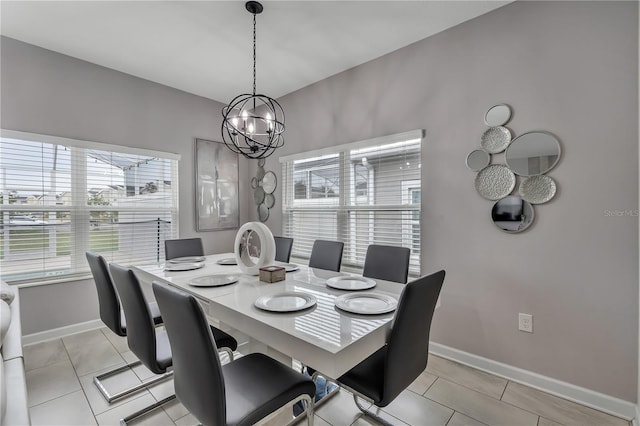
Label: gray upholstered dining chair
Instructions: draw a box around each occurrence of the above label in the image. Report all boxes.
[85,252,165,403]
[109,264,239,424]
[274,236,294,263]
[308,239,344,272]
[362,244,411,284]
[152,281,316,426]
[336,270,445,423]
[164,237,204,260]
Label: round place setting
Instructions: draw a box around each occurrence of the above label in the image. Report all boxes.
[254,291,317,313]
[216,257,238,265]
[168,256,206,263]
[334,293,397,315]
[188,274,239,287]
[164,262,205,272]
[326,276,376,291]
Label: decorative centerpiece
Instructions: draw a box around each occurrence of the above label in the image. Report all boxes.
[233,222,276,275]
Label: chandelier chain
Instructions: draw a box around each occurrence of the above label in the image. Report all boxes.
[252,12,257,96]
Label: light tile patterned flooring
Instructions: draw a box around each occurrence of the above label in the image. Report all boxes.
[24,328,630,426]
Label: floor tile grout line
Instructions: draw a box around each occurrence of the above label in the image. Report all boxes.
[499,379,509,400]
[427,374,505,402]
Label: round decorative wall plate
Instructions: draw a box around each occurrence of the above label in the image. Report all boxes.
[519,175,557,204]
[474,164,516,201]
[480,126,512,154]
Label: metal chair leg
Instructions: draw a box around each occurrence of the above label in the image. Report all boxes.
[353,394,393,426]
[93,361,173,403]
[219,347,234,362]
[119,394,176,425]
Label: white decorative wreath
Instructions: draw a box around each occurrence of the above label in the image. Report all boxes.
[233,222,276,275]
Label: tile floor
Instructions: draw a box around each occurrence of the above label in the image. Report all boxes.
[24,328,630,426]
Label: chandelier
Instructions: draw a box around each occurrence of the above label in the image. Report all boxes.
[221,1,285,159]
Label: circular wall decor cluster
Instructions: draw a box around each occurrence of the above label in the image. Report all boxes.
[467,104,561,233]
[251,158,277,222]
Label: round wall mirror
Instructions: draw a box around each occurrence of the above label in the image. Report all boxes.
[256,166,266,180]
[466,149,490,171]
[264,193,275,208]
[253,187,265,204]
[262,171,277,194]
[258,203,269,222]
[505,131,561,176]
[491,196,534,233]
[484,104,512,126]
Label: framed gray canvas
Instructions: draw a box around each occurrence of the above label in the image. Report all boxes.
[195,138,239,230]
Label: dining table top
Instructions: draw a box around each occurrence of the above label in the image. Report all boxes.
[132,253,406,378]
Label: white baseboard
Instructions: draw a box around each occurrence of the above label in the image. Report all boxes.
[22,319,103,346]
[633,406,640,426]
[429,342,637,421]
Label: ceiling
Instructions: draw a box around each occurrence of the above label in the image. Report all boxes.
[0,1,511,103]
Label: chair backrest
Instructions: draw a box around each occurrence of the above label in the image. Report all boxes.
[164,238,204,260]
[153,282,226,425]
[86,252,125,336]
[381,270,445,406]
[308,240,344,272]
[274,236,294,263]
[362,245,411,284]
[109,263,165,374]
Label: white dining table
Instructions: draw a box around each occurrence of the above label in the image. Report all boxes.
[132,253,405,379]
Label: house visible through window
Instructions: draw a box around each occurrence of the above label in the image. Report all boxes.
[281,130,422,276]
[0,130,179,283]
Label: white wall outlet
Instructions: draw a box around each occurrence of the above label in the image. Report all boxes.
[518,313,533,333]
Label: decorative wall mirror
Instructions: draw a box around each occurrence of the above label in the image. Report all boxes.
[253,162,277,222]
[491,196,534,233]
[466,149,490,171]
[505,131,561,176]
[484,104,512,127]
[467,104,561,233]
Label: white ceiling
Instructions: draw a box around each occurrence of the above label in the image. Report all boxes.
[0,1,510,103]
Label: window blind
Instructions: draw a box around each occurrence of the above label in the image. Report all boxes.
[280,131,422,276]
[0,131,179,283]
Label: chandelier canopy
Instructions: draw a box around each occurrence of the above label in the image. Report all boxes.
[221,1,285,160]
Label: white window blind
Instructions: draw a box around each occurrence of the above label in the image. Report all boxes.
[0,131,179,283]
[280,130,422,276]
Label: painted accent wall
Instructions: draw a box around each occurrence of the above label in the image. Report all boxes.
[0,36,249,334]
[257,1,639,401]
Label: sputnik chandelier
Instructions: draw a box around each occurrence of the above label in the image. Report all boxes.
[221,1,285,159]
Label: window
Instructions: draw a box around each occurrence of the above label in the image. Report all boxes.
[281,130,422,276]
[0,130,180,283]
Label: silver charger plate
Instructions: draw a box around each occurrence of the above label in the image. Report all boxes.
[474,164,516,201]
[188,274,239,287]
[168,256,206,263]
[216,258,237,265]
[254,291,317,313]
[519,175,557,204]
[164,262,205,271]
[275,262,300,272]
[480,126,512,154]
[326,276,376,291]
[334,293,397,315]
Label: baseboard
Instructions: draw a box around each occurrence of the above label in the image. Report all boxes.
[633,405,640,426]
[22,319,103,346]
[429,342,636,421]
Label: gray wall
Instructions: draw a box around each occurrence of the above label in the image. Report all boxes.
[258,1,639,401]
[1,36,250,334]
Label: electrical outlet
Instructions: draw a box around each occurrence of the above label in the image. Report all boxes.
[518,313,533,333]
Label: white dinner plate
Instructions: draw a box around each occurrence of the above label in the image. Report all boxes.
[216,258,237,265]
[326,276,376,291]
[168,256,206,263]
[334,293,397,315]
[254,292,317,313]
[188,274,239,287]
[275,263,300,272]
[164,262,205,271]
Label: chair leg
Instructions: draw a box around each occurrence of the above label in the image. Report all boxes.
[219,347,234,362]
[119,394,176,426]
[353,394,393,426]
[93,361,174,403]
[303,394,314,426]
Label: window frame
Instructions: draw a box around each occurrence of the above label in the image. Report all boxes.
[0,129,181,285]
